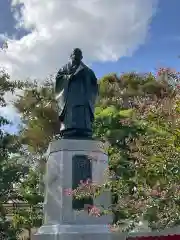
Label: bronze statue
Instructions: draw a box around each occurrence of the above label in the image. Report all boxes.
[55,48,98,139]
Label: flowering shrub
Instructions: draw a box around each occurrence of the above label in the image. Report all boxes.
[64,69,180,231]
[64,179,108,216]
[64,179,102,198]
[94,69,180,231]
[10,67,180,233]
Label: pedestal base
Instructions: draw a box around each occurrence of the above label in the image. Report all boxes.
[43,139,111,225]
[33,139,114,239]
[33,224,117,240]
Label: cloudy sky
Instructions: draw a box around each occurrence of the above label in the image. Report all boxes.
[0,0,179,128]
[1,0,180,79]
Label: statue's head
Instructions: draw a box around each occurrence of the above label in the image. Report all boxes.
[70,48,83,65]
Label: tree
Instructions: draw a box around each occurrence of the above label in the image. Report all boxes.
[0,71,29,239]
[94,70,180,231]
[0,71,44,238]
[13,68,180,232]
[12,168,43,240]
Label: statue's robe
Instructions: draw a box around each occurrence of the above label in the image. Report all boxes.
[55,61,98,137]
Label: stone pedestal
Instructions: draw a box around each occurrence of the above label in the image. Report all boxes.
[33,139,113,240]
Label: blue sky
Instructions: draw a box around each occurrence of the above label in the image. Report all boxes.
[0,0,180,79]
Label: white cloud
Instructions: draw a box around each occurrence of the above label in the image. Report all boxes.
[0,0,157,81]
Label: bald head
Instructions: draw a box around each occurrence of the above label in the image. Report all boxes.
[70,48,83,65]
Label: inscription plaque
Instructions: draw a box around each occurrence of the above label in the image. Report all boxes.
[72,155,93,210]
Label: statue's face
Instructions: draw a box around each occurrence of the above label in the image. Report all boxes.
[70,49,82,65]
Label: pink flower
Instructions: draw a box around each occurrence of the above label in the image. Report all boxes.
[87,179,92,184]
[89,206,101,217]
[64,188,73,196]
[80,180,84,184]
[108,224,117,232]
[84,204,101,217]
[150,189,160,197]
[79,179,92,186]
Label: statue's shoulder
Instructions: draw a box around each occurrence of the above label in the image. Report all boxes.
[82,63,95,76]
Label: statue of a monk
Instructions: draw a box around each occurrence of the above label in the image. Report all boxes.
[55,48,98,139]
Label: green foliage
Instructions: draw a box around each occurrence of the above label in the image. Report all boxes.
[0,72,29,239]
[12,169,43,239]
[94,71,180,231]
[12,68,180,232]
[14,79,59,154]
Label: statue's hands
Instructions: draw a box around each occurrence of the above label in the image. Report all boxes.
[56,63,76,81]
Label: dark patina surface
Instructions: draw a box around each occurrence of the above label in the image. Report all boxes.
[55,48,98,139]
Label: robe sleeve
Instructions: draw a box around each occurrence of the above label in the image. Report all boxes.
[55,64,68,98]
[90,69,98,95]
[86,68,97,84]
